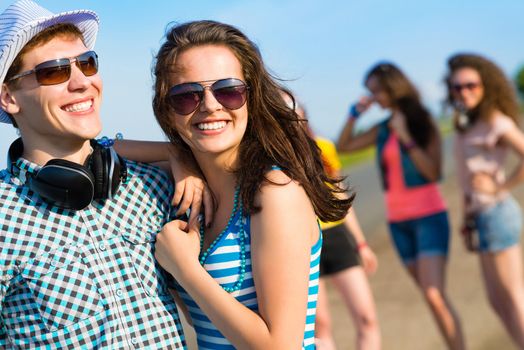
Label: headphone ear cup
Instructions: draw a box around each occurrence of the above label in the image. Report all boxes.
[90,146,108,199]
[31,159,95,210]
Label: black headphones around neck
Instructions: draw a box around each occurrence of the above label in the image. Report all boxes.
[8,138,127,211]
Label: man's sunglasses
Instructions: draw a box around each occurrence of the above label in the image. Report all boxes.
[451,81,481,93]
[168,78,248,115]
[7,51,99,86]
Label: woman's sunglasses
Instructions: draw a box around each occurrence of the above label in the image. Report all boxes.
[168,78,248,115]
[7,51,99,86]
[451,81,481,93]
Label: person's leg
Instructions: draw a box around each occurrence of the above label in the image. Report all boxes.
[479,246,524,348]
[315,278,337,350]
[475,196,524,347]
[413,211,465,350]
[315,224,367,349]
[416,256,465,350]
[330,266,381,350]
[389,220,417,280]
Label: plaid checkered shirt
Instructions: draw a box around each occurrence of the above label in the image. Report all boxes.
[0,156,186,349]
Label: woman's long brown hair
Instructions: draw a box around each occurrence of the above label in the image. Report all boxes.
[365,62,437,149]
[445,53,520,131]
[152,20,352,222]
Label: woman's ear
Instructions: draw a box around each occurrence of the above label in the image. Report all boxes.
[0,83,21,116]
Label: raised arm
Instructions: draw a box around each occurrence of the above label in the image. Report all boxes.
[114,139,213,227]
[389,112,442,182]
[336,98,378,153]
[337,117,379,153]
[114,140,170,164]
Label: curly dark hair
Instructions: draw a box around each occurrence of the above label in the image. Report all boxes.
[152,20,352,221]
[365,62,437,149]
[445,53,520,130]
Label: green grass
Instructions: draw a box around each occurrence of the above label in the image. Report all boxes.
[339,147,376,169]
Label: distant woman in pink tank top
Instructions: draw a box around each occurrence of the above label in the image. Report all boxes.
[446,53,524,347]
[337,62,465,349]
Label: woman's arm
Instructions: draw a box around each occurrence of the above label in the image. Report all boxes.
[155,172,317,349]
[332,166,377,275]
[337,118,378,153]
[114,140,213,227]
[114,140,170,163]
[390,113,442,182]
[497,125,524,191]
[337,98,377,153]
[472,123,524,195]
[343,208,378,275]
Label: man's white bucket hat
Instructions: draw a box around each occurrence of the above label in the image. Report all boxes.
[0,0,99,124]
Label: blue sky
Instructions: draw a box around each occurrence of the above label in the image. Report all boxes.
[0,0,523,166]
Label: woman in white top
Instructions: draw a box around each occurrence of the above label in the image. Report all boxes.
[446,53,524,347]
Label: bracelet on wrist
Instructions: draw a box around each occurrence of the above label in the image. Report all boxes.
[348,104,361,120]
[403,139,417,151]
[356,241,368,251]
[97,132,124,148]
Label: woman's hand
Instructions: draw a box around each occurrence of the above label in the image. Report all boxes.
[168,145,215,229]
[350,96,374,118]
[471,172,498,195]
[359,245,378,275]
[461,217,478,252]
[389,111,411,143]
[155,219,202,281]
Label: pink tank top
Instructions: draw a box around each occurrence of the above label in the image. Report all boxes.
[383,133,447,222]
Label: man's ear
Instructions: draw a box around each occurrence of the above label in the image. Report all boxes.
[0,83,21,115]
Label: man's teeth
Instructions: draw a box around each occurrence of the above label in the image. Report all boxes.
[64,100,92,112]
[197,121,227,130]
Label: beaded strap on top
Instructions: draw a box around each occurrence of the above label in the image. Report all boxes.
[199,186,247,293]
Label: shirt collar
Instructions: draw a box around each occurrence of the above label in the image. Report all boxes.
[10,157,42,185]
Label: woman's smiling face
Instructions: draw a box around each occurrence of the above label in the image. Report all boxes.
[169,45,248,160]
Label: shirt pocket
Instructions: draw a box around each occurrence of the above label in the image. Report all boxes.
[121,227,171,296]
[19,246,104,332]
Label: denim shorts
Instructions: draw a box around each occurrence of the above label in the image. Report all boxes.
[388,211,450,264]
[474,196,522,253]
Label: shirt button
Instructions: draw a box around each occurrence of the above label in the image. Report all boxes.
[99,243,106,251]
[115,289,123,298]
[131,337,138,345]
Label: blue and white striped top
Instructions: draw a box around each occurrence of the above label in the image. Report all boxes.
[177,207,322,349]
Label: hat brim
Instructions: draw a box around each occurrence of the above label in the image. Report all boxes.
[0,9,99,124]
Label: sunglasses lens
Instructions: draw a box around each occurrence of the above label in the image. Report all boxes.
[452,82,480,93]
[33,51,98,85]
[77,52,99,76]
[212,79,247,110]
[35,64,71,85]
[168,79,247,115]
[169,83,203,115]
